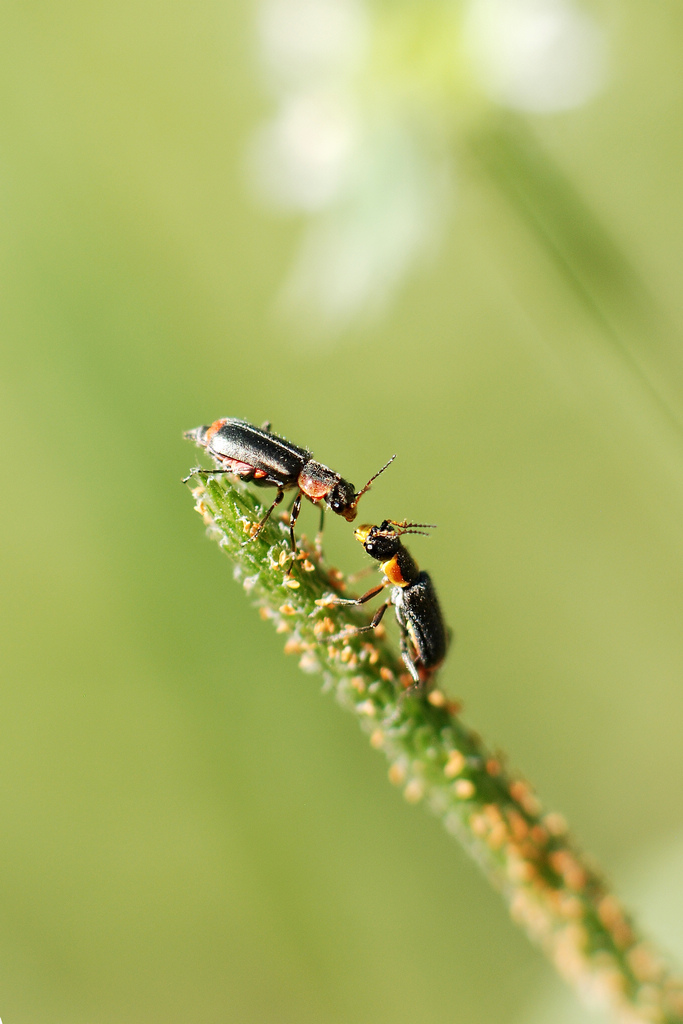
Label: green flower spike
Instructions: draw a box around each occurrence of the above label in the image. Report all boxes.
[187,471,683,1024]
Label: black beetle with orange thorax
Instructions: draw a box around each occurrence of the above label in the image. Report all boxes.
[329,520,450,689]
[184,418,395,551]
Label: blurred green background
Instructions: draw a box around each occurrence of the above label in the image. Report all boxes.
[2,1,683,1021]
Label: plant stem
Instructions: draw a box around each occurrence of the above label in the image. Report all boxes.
[187,472,683,1024]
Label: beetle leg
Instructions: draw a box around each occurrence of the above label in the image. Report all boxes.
[314,504,326,552]
[330,582,388,607]
[181,466,231,484]
[367,600,390,630]
[248,487,285,542]
[327,600,390,643]
[399,632,422,686]
[288,492,303,552]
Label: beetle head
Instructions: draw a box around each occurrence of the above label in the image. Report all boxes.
[355,523,398,561]
[355,520,436,561]
[327,479,358,520]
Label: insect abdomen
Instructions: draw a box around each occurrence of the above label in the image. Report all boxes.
[208,419,311,479]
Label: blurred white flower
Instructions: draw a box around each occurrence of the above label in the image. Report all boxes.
[278,120,449,332]
[247,0,608,333]
[462,0,607,113]
[257,0,368,89]
[247,92,359,211]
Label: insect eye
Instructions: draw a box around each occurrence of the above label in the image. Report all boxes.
[328,482,354,515]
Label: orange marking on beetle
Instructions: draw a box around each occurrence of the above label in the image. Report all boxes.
[381,555,408,587]
[205,418,228,445]
[297,470,329,500]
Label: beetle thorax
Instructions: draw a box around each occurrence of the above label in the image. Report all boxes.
[298,460,340,502]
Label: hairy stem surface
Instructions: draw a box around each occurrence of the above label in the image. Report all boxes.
[187,472,683,1024]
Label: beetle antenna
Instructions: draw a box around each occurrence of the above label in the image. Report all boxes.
[351,454,397,509]
[390,520,437,538]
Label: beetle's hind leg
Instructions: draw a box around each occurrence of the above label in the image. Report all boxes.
[181,467,231,484]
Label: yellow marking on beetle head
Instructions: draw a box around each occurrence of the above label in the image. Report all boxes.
[354,524,373,544]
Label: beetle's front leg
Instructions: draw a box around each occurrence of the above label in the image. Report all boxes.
[328,582,388,608]
[314,505,326,556]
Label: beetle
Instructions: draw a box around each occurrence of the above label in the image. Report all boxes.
[183,418,395,552]
[328,520,450,690]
